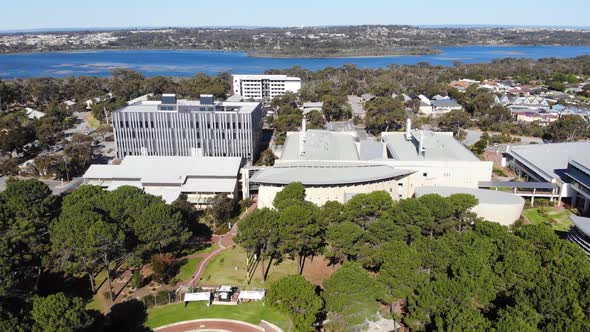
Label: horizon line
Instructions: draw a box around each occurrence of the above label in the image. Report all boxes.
[2,23,590,34]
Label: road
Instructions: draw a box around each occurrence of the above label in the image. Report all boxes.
[154,319,271,332]
[347,95,365,119]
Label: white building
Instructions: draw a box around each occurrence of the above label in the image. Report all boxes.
[232,75,301,101]
[505,142,590,215]
[83,156,242,208]
[25,107,45,119]
[249,119,492,209]
[112,94,264,163]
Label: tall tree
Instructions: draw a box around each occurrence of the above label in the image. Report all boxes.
[273,182,306,210]
[31,293,92,332]
[323,262,382,331]
[278,203,324,274]
[235,208,281,282]
[266,275,322,332]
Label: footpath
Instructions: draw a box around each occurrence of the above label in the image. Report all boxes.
[186,202,257,287]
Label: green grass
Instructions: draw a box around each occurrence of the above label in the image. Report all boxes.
[175,257,203,282]
[200,246,298,288]
[85,113,100,129]
[86,269,109,313]
[523,206,574,232]
[146,301,291,330]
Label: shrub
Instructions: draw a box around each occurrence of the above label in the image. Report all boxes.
[130,270,142,289]
[215,222,230,235]
[151,254,174,284]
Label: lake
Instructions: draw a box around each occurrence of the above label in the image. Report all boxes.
[0,46,589,78]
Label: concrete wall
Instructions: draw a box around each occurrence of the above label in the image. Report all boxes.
[473,201,524,226]
[382,160,493,198]
[257,178,400,209]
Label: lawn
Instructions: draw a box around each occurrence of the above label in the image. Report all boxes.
[175,257,203,282]
[86,269,109,313]
[85,113,100,129]
[146,301,291,330]
[523,206,574,232]
[201,245,299,288]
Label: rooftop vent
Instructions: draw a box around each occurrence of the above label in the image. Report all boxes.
[161,93,177,105]
[200,94,215,106]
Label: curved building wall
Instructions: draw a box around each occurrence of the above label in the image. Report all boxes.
[415,186,525,226]
[257,178,400,209]
[472,201,524,226]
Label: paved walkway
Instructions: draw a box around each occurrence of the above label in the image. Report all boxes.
[187,203,257,287]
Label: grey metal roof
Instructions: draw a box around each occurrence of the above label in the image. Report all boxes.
[431,99,461,108]
[281,130,360,161]
[507,142,590,182]
[383,130,479,162]
[250,163,414,186]
[359,141,385,160]
[84,156,242,182]
[570,215,590,236]
[478,181,557,190]
[415,186,525,205]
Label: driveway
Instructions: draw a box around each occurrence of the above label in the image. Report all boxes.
[347,95,365,119]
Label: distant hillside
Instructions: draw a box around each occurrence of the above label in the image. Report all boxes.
[1,25,589,57]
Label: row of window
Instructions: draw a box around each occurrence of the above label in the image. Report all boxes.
[117,121,247,130]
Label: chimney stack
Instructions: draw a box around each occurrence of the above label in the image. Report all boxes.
[418,130,425,157]
[299,117,307,156]
[405,118,412,140]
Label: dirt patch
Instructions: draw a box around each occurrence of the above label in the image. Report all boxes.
[302,256,340,285]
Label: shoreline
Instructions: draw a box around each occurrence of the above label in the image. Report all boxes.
[1,44,590,58]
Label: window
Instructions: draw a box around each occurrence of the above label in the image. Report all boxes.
[423,172,428,177]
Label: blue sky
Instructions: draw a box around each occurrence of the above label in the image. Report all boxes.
[2,0,589,31]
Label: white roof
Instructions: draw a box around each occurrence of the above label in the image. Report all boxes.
[383,130,480,162]
[251,162,414,186]
[25,107,46,119]
[85,156,242,181]
[184,292,211,302]
[83,156,241,203]
[232,74,300,81]
[507,142,590,182]
[281,130,360,161]
[218,285,233,292]
[116,99,261,115]
[238,290,265,300]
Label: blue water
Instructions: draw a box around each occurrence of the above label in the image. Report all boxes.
[0,46,589,78]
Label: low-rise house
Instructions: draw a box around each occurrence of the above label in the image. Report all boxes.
[419,97,462,116]
[25,107,45,119]
[361,93,376,103]
[512,111,558,125]
[301,102,323,115]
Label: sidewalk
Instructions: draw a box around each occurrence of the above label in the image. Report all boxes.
[187,203,257,286]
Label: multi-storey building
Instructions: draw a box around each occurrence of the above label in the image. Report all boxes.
[232,74,301,100]
[112,94,264,163]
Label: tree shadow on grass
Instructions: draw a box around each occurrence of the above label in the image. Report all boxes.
[37,270,94,300]
[105,299,151,332]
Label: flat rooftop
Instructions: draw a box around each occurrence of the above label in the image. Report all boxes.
[281,130,360,161]
[383,130,480,162]
[507,142,590,182]
[84,156,242,184]
[232,74,300,81]
[115,100,261,114]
